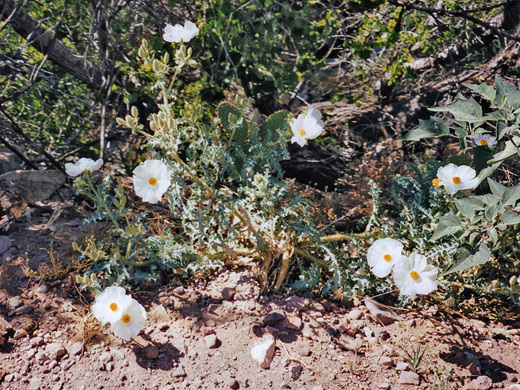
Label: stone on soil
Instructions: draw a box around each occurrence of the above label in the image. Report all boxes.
[471,376,493,390]
[398,371,420,385]
[364,297,403,325]
[263,309,286,326]
[251,334,276,369]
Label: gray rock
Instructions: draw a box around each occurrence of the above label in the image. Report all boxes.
[69,341,83,356]
[0,147,22,175]
[30,336,44,347]
[347,309,364,320]
[378,356,394,368]
[99,351,112,365]
[471,376,493,390]
[46,343,67,361]
[0,170,65,203]
[13,329,28,339]
[0,236,12,256]
[251,334,276,369]
[221,287,236,301]
[204,334,219,349]
[284,296,306,311]
[337,336,363,352]
[398,371,420,385]
[8,296,23,309]
[14,305,34,315]
[364,297,403,325]
[395,361,409,371]
[377,383,390,390]
[145,345,159,359]
[468,358,481,375]
[174,366,187,377]
[289,363,303,380]
[263,310,286,326]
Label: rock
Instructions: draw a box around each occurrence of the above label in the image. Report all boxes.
[378,356,394,368]
[61,359,74,371]
[338,322,359,337]
[374,328,391,341]
[221,287,236,301]
[110,348,125,361]
[173,286,185,295]
[468,358,481,375]
[398,371,420,385]
[283,314,303,331]
[284,297,306,311]
[36,284,48,293]
[263,310,286,326]
[471,376,493,390]
[204,334,220,349]
[30,336,44,347]
[99,351,112,365]
[14,305,34,316]
[289,363,303,380]
[69,341,83,356]
[506,385,520,390]
[0,236,12,256]
[364,297,403,325]
[0,147,22,174]
[311,386,324,390]
[224,376,239,389]
[251,334,276,369]
[8,296,23,309]
[337,336,363,352]
[149,304,170,323]
[0,170,66,203]
[13,329,28,339]
[377,383,390,390]
[46,343,67,361]
[0,317,13,345]
[174,366,187,377]
[35,351,48,364]
[145,345,159,359]
[327,326,339,337]
[395,362,409,371]
[4,373,15,383]
[348,309,364,320]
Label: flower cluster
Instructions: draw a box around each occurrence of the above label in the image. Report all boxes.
[367,238,438,300]
[92,286,147,340]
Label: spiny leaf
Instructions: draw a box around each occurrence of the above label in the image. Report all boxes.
[443,244,490,276]
[429,95,483,122]
[217,102,249,145]
[261,110,289,142]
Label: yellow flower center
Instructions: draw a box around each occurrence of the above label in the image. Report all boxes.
[109,302,118,312]
[410,271,420,280]
[122,314,131,323]
[479,139,488,146]
[452,176,461,184]
[432,178,441,187]
[149,177,158,186]
[383,254,392,262]
[299,128,306,137]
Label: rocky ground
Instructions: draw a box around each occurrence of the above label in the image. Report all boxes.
[1,147,520,390]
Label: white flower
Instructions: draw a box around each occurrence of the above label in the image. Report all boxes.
[469,134,497,148]
[92,286,133,325]
[65,158,103,177]
[366,238,404,277]
[110,298,147,341]
[393,253,438,300]
[289,106,324,147]
[163,20,199,43]
[434,163,479,195]
[133,159,171,204]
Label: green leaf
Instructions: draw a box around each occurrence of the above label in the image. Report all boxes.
[449,154,472,166]
[498,210,520,228]
[502,185,520,207]
[402,117,449,141]
[487,178,507,198]
[488,228,498,244]
[429,96,483,122]
[473,145,494,174]
[261,110,289,142]
[454,197,484,219]
[487,140,519,164]
[430,213,462,242]
[465,82,496,101]
[499,124,519,140]
[443,244,490,275]
[477,162,501,184]
[495,75,520,109]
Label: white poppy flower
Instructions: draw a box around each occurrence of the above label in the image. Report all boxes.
[393,253,438,300]
[65,158,103,177]
[110,298,147,341]
[163,20,199,43]
[92,286,133,325]
[367,237,404,277]
[289,106,324,147]
[469,134,497,148]
[133,159,171,204]
[434,163,479,195]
